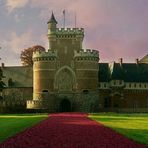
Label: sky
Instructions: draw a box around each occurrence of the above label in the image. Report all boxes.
[0,0,148,66]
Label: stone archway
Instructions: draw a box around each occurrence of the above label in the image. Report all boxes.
[59,99,71,112]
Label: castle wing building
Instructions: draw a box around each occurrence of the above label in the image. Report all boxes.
[0,13,148,113]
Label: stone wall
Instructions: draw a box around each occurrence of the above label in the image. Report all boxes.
[0,87,33,113]
[99,89,148,112]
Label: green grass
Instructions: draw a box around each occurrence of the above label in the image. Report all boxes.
[89,113,148,145]
[0,114,48,143]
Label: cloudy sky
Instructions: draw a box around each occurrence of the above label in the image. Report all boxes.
[0,0,148,65]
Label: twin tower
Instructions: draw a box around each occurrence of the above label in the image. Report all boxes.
[27,13,99,112]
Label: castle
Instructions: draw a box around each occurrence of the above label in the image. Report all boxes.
[0,13,148,113]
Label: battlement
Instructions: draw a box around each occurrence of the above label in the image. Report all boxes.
[57,27,84,33]
[33,50,57,62]
[74,49,99,61]
[48,27,84,35]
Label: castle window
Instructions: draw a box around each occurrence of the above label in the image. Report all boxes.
[139,84,141,88]
[134,83,136,88]
[119,80,122,85]
[8,78,13,87]
[114,81,116,85]
[83,89,89,94]
[129,84,131,88]
[0,96,3,100]
[144,84,146,88]
[42,90,48,92]
[104,83,106,87]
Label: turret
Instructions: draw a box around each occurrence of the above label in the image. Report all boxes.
[47,12,57,33]
[47,12,57,50]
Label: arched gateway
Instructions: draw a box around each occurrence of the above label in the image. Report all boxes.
[59,99,71,112]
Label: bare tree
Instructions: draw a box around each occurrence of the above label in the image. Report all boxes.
[20,45,46,66]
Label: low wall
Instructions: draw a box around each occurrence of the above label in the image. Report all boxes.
[0,100,26,113]
[99,108,148,113]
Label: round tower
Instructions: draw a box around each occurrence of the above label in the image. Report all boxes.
[27,50,57,109]
[74,49,99,91]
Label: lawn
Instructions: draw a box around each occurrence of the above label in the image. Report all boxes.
[0,114,48,143]
[89,113,148,145]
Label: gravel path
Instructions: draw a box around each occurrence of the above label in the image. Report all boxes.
[0,113,146,148]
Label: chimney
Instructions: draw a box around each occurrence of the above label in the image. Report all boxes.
[1,63,4,68]
[119,58,123,65]
[136,58,139,64]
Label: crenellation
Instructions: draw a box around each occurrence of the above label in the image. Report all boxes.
[55,27,84,35]
[33,50,57,59]
[86,49,91,52]
[92,50,99,54]
[74,49,99,60]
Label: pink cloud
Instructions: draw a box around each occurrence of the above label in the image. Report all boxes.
[2,0,148,64]
[5,0,29,13]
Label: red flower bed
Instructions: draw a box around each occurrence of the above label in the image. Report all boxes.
[0,113,146,148]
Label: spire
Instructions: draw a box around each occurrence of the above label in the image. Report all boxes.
[47,12,57,24]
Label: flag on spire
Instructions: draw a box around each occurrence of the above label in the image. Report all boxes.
[63,10,66,28]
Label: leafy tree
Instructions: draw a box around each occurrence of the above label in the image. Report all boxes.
[20,45,46,66]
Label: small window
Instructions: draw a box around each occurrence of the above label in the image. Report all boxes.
[0,96,3,100]
[42,90,48,92]
[83,90,89,94]
[8,78,13,87]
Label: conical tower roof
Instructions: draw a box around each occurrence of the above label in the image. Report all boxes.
[47,12,57,24]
